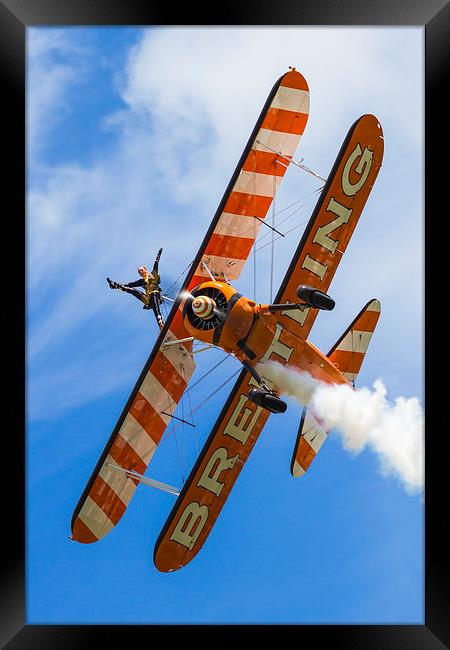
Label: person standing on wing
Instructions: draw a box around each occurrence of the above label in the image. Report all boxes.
[107,248,165,330]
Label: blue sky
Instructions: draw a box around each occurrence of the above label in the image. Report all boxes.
[26,26,424,624]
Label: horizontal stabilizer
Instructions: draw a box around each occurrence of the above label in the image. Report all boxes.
[291,407,329,477]
[290,298,381,477]
[327,298,381,385]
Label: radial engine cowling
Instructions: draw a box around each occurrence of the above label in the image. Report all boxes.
[182,281,257,353]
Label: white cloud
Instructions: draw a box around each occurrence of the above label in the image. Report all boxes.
[27,26,423,419]
[27,29,89,162]
[122,27,423,173]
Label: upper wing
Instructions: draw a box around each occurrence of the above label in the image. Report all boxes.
[187,67,310,288]
[71,68,310,543]
[274,114,384,340]
[153,114,384,571]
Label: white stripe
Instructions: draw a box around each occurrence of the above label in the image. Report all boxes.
[292,460,306,478]
[194,254,246,281]
[343,371,357,382]
[271,86,310,114]
[336,330,373,354]
[139,371,178,424]
[302,414,328,453]
[119,412,157,459]
[214,212,261,240]
[367,299,381,313]
[99,454,138,507]
[233,170,281,197]
[161,330,196,379]
[78,496,115,538]
[254,128,301,158]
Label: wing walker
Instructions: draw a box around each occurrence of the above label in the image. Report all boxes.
[71,68,384,571]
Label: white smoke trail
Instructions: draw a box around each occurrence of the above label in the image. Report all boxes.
[257,360,424,494]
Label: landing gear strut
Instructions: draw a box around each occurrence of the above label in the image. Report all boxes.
[242,359,287,414]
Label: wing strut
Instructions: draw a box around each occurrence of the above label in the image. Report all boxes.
[106,463,180,496]
[161,336,194,348]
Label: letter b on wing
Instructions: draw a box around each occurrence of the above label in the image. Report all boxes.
[169,502,209,550]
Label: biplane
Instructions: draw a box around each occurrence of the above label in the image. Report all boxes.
[71,68,384,572]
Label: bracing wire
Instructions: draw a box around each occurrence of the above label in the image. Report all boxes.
[270,172,276,303]
[255,186,323,246]
[185,385,200,456]
[180,392,186,479]
[141,178,324,479]
[169,395,186,485]
[254,217,310,255]
[187,368,242,415]
[140,354,234,461]
[163,260,194,298]
[156,367,242,448]
[223,186,323,269]
[159,185,322,306]
[189,353,233,391]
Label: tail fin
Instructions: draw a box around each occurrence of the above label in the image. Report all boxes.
[290,299,381,477]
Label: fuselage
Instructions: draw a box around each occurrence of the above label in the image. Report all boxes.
[182,280,350,389]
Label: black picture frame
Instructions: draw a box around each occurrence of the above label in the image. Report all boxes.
[3,1,446,647]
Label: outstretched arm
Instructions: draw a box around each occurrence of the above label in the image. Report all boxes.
[152,248,163,274]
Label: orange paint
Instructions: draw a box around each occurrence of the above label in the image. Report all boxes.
[261,107,308,135]
[223,191,273,218]
[242,149,288,176]
[72,71,383,571]
[281,69,309,91]
[205,233,254,260]
[72,517,99,544]
[129,393,167,444]
[89,475,127,526]
[71,67,311,547]
[154,113,384,572]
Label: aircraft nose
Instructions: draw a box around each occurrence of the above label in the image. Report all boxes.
[192,296,216,319]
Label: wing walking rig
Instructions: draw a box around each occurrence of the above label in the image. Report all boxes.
[71,68,384,572]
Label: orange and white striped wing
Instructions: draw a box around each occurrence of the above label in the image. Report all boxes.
[71,69,310,544]
[71,319,195,543]
[188,68,310,288]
